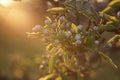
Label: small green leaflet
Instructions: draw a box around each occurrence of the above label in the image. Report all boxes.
[71,23,78,33]
[49,48,61,73]
[47,7,65,13]
[46,43,53,51]
[107,35,120,44]
[63,51,76,72]
[98,51,118,69]
[49,54,57,73]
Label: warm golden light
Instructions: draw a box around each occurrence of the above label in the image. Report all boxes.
[96,0,109,3]
[0,0,12,7]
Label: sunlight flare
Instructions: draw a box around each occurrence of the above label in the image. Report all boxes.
[0,0,12,7]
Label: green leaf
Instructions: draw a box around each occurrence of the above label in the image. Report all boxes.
[108,35,120,44]
[71,23,78,33]
[46,43,53,51]
[39,74,55,80]
[47,7,65,13]
[98,20,119,32]
[98,52,118,69]
[49,54,57,73]
[45,16,52,22]
[49,48,59,73]
[103,14,118,21]
[63,51,76,72]
[102,0,120,14]
[85,31,95,47]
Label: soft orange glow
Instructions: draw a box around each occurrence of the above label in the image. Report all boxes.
[0,0,12,7]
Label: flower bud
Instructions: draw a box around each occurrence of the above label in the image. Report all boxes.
[93,26,98,30]
[117,11,120,18]
[65,32,71,38]
[75,34,81,40]
[107,43,112,47]
[44,19,51,25]
[52,23,57,28]
[43,29,49,34]
[71,28,74,32]
[32,25,42,31]
[66,22,70,27]
[95,40,99,45]
[78,24,83,30]
[59,16,66,21]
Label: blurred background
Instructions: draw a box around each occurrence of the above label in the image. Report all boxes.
[0,0,120,80]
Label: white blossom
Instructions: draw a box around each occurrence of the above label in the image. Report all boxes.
[43,29,49,34]
[95,40,99,45]
[52,23,57,28]
[71,28,74,32]
[32,25,42,31]
[54,39,60,44]
[93,26,98,30]
[75,40,81,44]
[78,24,83,30]
[59,16,66,21]
[44,19,51,25]
[66,22,70,27]
[108,43,112,47]
[75,34,81,40]
[65,32,71,38]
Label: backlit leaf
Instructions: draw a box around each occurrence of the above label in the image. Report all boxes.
[47,7,65,13]
[71,23,78,33]
[99,52,118,69]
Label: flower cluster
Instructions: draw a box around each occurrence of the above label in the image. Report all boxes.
[29,1,120,79]
[30,6,120,78]
[31,15,116,56]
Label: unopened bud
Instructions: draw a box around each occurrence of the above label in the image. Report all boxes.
[117,11,120,18]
